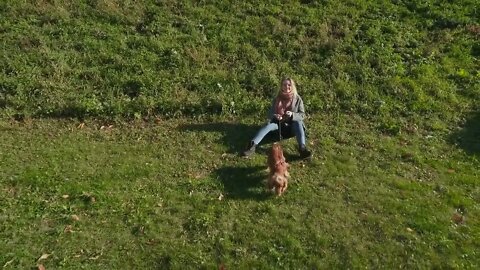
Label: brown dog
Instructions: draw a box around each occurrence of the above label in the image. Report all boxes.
[267,143,290,196]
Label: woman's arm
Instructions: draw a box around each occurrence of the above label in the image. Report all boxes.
[291,95,305,121]
[268,98,283,121]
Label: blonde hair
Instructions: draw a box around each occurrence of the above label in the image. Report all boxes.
[279,77,297,96]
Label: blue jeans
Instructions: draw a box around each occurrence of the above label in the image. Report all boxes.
[252,120,306,147]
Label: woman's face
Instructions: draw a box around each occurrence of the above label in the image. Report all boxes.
[282,79,292,93]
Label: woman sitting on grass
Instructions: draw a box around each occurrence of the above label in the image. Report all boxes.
[242,77,312,159]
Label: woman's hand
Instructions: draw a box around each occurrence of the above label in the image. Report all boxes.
[274,114,283,121]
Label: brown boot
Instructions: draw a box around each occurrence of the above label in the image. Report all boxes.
[299,145,312,159]
[242,141,257,157]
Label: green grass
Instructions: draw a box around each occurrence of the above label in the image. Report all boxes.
[1,115,479,269]
[1,0,480,268]
[1,0,478,121]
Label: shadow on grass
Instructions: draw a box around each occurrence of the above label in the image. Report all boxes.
[213,165,270,200]
[178,122,260,154]
[179,121,298,155]
[448,111,480,156]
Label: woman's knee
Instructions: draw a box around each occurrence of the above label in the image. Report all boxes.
[259,122,278,133]
[291,120,304,129]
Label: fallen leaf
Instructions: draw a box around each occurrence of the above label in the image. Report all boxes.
[146,238,158,245]
[447,169,455,173]
[71,215,80,221]
[3,259,14,267]
[451,212,465,225]
[81,193,96,203]
[218,194,224,201]
[38,264,46,270]
[64,225,74,233]
[406,227,413,232]
[37,254,50,261]
[61,194,69,199]
[77,123,85,129]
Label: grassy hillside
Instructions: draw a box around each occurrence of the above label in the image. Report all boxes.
[1,0,479,269]
[1,115,479,269]
[1,0,479,123]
